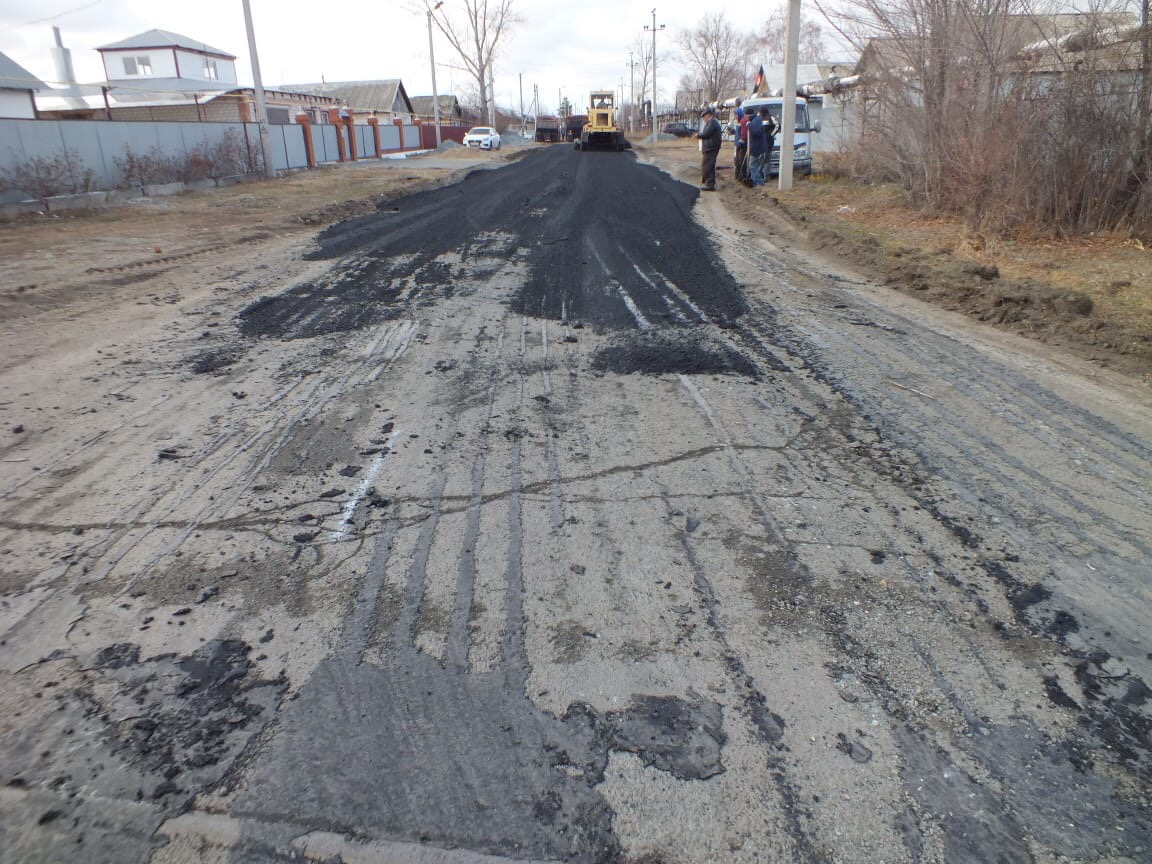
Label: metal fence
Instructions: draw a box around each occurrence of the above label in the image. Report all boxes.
[0,118,425,203]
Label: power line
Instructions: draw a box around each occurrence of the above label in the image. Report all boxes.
[0,0,105,34]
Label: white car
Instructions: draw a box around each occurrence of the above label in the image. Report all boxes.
[463,127,501,150]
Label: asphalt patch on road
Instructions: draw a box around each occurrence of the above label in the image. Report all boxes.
[236,147,753,345]
[90,639,286,802]
[189,348,242,375]
[234,648,726,862]
[1,639,284,861]
[592,332,760,378]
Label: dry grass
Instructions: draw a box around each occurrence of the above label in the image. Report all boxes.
[789,177,1152,324]
[763,176,1152,378]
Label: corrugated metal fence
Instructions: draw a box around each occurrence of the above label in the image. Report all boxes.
[0,118,426,203]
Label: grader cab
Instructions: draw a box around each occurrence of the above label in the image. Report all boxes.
[576,91,626,151]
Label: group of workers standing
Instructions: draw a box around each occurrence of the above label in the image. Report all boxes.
[694,99,781,192]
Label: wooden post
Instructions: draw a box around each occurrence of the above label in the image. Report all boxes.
[327,107,347,162]
[367,116,381,158]
[295,112,316,168]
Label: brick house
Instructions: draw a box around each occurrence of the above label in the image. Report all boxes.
[34,29,340,123]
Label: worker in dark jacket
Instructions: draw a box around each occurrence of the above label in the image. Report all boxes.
[730,105,748,184]
[696,106,722,191]
[747,108,766,187]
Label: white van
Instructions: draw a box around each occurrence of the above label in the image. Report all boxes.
[739,96,820,176]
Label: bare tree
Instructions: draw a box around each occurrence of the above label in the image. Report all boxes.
[632,35,654,123]
[759,6,828,64]
[677,12,756,103]
[821,0,1152,235]
[424,0,518,126]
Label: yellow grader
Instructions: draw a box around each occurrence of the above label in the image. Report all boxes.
[575,90,626,151]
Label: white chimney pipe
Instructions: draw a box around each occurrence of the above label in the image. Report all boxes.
[51,26,77,86]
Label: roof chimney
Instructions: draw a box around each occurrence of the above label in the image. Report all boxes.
[51,26,77,86]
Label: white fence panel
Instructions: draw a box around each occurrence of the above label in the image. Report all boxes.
[379,124,401,151]
[275,125,308,170]
[356,125,374,157]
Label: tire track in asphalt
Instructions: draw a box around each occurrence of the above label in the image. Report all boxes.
[667,375,818,859]
[393,320,504,653]
[444,316,512,673]
[794,312,1151,555]
[744,287,1152,680]
[0,317,419,675]
[230,217,736,860]
[728,232,1150,498]
[722,230,1152,612]
[712,219,1152,852]
[113,321,416,593]
[669,372,1080,863]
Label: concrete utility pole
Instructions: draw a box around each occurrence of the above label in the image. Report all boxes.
[778,0,801,190]
[488,67,496,126]
[428,2,443,147]
[519,72,525,137]
[241,0,277,178]
[644,9,664,142]
[627,50,637,133]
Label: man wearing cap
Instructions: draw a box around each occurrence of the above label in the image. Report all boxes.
[696,106,722,191]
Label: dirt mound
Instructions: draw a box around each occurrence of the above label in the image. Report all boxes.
[736,185,1152,380]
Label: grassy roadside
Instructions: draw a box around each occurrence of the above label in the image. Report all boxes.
[637,139,1152,384]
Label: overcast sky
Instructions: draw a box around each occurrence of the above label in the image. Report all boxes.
[0,0,846,115]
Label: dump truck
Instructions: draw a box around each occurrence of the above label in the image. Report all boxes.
[534,115,560,143]
[565,114,588,142]
[576,91,625,151]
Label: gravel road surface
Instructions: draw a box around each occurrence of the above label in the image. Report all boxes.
[1,144,1150,863]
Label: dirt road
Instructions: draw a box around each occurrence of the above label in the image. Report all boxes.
[1,144,1150,863]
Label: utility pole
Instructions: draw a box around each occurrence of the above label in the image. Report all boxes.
[778,0,800,190]
[519,72,525,137]
[241,0,276,178]
[644,9,665,142]
[627,51,637,133]
[488,66,496,126]
[428,1,443,147]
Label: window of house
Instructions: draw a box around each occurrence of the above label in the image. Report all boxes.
[122,55,153,76]
[203,59,218,80]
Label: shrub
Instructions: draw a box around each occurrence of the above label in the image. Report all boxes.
[116,145,182,187]
[827,0,1152,238]
[1,148,95,201]
[117,129,264,188]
